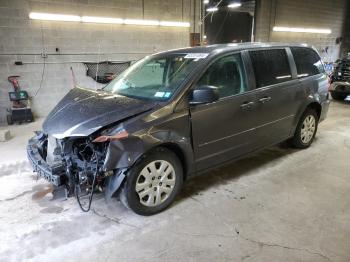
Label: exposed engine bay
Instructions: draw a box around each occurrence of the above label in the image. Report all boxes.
[27,131,125,212]
[25,86,161,212]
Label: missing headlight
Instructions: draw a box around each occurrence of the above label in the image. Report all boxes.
[70,138,108,212]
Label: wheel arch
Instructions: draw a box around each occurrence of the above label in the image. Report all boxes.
[291,101,322,136]
[305,102,322,120]
[151,142,190,181]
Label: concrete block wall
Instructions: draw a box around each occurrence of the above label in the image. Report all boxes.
[255,0,347,62]
[0,0,200,125]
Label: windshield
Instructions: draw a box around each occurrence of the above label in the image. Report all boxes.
[103,53,206,101]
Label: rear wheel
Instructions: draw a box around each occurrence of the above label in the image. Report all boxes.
[120,147,183,216]
[291,109,318,149]
[330,92,347,101]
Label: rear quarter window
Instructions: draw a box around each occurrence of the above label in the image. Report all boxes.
[249,49,292,88]
[291,47,325,78]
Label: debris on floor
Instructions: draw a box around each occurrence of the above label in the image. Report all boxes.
[0,129,11,142]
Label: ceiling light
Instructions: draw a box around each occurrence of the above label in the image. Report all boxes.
[203,0,209,4]
[81,16,123,24]
[29,12,190,28]
[228,3,242,8]
[29,12,81,22]
[124,19,159,26]
[159,21,190,27]
[273,26,331,34]
[206,7,218,12]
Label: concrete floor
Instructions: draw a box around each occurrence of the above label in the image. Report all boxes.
[0,99,349,262]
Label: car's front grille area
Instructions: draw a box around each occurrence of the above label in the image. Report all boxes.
[46,136,62,164]
[334,59,350,81]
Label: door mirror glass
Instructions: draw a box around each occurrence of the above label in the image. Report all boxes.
[190,85,219,105]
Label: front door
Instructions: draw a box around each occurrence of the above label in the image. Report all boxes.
[189,53,258,171]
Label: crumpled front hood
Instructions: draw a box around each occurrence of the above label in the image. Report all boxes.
[43,87,157,138]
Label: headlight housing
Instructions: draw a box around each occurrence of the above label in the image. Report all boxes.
[92,129,129,143]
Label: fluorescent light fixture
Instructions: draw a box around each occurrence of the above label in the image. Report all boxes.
[29,12,81,22]
[29,12,190,28]
[124,19,159,26]
[159,21,190,27]
[203,0,209,4]
[228,3,242,8]
[206,6,218,12]
[273,26,331,34]
[81,16,123,24]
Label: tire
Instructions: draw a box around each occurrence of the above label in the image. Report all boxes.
[6,115,13,125]
[330,92,347,101]
[291,109,318,149]
[120,147,183,216]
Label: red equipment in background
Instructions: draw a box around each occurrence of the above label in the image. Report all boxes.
[6,76,34,125]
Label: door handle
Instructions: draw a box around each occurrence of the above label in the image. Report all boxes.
[259,96,272,103]
[240,101,255,110]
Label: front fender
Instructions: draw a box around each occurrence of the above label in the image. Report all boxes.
[102,129,193,174]
[102,130,193,201]
[103,136,145,171]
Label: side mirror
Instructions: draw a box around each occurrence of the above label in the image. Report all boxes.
[190,85,219,105]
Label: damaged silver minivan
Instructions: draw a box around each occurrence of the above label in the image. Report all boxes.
[27,43,330,215]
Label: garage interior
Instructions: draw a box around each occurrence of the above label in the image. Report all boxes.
[0,0,350,261]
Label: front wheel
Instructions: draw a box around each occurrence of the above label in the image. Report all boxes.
[291,109,318,149]
[120,147,183,216]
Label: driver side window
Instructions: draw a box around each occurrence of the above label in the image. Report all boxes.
[197,54,247,99]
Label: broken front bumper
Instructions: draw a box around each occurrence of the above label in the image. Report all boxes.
[27,137,65,186]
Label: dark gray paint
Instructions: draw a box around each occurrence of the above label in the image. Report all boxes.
[42,87,157,138]
[27,43,330,199]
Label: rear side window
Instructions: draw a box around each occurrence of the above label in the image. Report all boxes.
[291,47,325,77]
[249,49,292,88]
